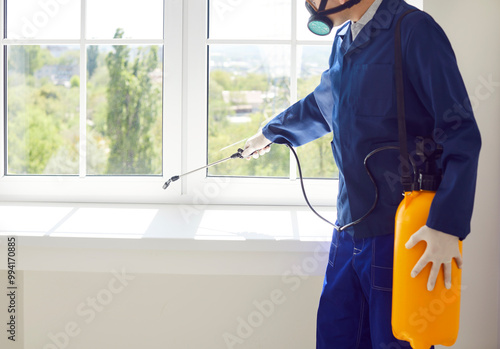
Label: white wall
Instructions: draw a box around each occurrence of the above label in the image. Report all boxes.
[0,241,328,349]
[18,272,323,349]
[424,0,500,348]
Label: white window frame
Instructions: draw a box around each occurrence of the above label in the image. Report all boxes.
[0,0,339,207]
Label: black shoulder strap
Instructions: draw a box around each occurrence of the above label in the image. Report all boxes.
[395,9,418,192]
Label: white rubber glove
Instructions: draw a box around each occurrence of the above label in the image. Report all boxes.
[241,130,272,159]
[405,225,463,291]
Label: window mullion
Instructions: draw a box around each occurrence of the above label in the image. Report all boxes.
[79,0,87,178]
[162,0,184,195]
[184,0,208,194]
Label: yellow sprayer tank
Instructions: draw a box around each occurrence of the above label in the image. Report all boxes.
[392,190,462,349]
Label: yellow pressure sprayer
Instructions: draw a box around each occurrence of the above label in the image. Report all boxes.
[391,10,462,348]
[391,140,462,349]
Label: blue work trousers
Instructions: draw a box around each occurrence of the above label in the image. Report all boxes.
[316,229,434,349]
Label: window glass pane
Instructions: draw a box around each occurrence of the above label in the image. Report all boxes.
[7,45,80,175]
[86,0,163,39]
[86,45,163,175]
[295,45,338,179]
[297,45,331,100]
[6,0,81,39]
[208,45,290,177]
[209,0,291,40]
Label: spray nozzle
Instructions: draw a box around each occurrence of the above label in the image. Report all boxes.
[162,175,180,189]
[162,148,245,190]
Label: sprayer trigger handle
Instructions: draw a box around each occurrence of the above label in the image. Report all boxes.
[231,149,244,159]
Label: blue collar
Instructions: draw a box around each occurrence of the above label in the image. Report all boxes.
[336,0,406,56]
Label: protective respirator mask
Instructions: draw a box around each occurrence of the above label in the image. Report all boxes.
[305,0,362,36]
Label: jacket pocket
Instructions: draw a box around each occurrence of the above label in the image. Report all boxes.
[353,64,393,117]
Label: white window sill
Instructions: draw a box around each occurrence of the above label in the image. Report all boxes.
[0,202,334,275]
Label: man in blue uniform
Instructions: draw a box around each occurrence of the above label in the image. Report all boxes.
[241,0,481,347]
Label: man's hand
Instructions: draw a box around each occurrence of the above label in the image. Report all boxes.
[241,130,272,159]
[405,225,462,291]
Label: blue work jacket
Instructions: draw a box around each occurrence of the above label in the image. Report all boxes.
[262,0,481,239]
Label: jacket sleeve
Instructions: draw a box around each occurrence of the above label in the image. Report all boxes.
[262,63,334,147]
[404,14,481,240]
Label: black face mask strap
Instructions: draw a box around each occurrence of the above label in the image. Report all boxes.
[318,0,328,11]
[319,0,362,16]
